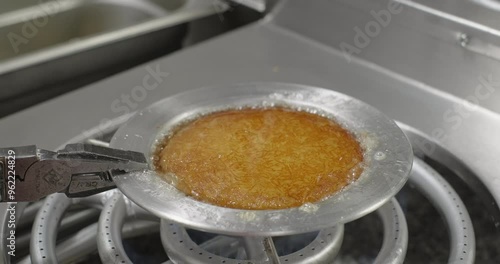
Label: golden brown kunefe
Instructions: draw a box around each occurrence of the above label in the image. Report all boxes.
[154,107,364,210]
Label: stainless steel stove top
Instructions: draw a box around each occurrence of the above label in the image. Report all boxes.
[1,0,499,263]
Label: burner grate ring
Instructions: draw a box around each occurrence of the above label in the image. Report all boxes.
[278,226,343,263]
[30,194,72,264]
[409,158,476,263]
[25,192,113,264]
[96,191,159,264]
[20,191,159,264]
[55,219,159,263]
[160,220,344,264]
[374,197,408,264]
[97,192,131,264]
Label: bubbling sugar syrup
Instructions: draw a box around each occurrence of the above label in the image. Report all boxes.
[152,103,367,210]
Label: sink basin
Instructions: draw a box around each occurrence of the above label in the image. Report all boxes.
[0,0,226,103]
[1,4,157,60]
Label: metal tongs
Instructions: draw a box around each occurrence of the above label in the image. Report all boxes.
[0,144,148,202]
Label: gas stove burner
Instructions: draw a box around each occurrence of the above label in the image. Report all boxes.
[15,157,473,264]
[159,197,407,264]
[160,221,344,263]
[19,193,409,264]
[10,156,476,264]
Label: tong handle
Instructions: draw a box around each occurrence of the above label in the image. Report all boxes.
[0,144,148,202]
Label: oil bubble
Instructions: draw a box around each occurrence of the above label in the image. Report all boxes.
[374,151,386,161]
